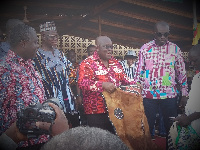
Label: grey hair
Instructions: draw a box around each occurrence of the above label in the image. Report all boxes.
[95,36,112,46]
[9,24,36,48]
[41,126,129,150]
[5,19,24,39]
[6,19,24,32]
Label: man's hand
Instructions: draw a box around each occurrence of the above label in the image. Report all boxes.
[102,82,116,93]
[5,122,27,143]
[174,114,191,127]
[36,103,69,136]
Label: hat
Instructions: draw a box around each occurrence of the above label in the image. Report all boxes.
[125,50,137,58]
[39,21,56,32]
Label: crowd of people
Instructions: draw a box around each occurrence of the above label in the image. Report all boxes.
[0,18,199,150]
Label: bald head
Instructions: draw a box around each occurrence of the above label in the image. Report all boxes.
[96,36,112,46]
[154,21,169,31]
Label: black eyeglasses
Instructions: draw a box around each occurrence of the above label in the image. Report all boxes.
[101,45,113,49]
[155,32,170,37]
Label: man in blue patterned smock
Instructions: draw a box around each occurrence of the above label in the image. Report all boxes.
[33,21,76,127]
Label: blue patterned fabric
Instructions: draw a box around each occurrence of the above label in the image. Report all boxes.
[0,42,10,59]
[33,48,75,113]
[120,60,137,80]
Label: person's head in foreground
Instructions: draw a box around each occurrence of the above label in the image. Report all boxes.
[41,126,129,150]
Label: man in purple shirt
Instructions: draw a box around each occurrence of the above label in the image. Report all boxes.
[135,21,188,145]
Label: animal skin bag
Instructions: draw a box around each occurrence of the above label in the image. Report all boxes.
[102,85,158,150]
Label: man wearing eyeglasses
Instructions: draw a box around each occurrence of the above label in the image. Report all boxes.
[33,21,76,128]
[135,21,188,145]
[78,36,135,134]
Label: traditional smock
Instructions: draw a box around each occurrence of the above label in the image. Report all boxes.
[33,48,75,113]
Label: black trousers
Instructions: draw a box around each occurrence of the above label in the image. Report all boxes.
[78,105,88,126]
[86,113,116,134]
[65,112,80,128]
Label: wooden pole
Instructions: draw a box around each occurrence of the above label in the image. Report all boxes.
[98,15,101,36]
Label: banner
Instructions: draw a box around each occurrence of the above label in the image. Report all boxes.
[192,23,200,45]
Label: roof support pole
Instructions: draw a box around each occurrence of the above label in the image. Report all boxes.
[98,15,101,36]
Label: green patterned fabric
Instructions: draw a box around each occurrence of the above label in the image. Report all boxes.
[168,122,200,150]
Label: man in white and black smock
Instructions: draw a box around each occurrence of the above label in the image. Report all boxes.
[33,21,78,128]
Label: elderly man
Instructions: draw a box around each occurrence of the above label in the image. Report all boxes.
[41,126,129,150]
[33,21,77,127]
[0,24,49,149]
[78,36,135,133]
[135,21,188,146]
